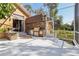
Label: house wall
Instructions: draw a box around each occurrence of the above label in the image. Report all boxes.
[13,6,28,20]
[0,18,12,30]
[0,4,29,32]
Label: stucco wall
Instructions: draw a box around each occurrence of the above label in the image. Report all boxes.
[0,4,28,31]
[13,6,27,20]
[0,18,12,29]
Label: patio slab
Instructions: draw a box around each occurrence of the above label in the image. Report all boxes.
[0,37,78,56]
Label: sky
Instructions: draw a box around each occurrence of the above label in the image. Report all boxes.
[57,3,75,25]
[23,3,75,25]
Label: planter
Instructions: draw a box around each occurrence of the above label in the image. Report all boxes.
[0,33,6,39]
[5,33,17,40]
[0,33,17,40]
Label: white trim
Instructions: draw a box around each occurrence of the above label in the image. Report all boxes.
[74,4,79,47]
[73,39,79,48]
[75,31,79,34]
[74,31,79,47]
[24,20,25,32]
[12,14,24,20]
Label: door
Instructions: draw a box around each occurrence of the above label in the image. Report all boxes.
[13,19,24,32]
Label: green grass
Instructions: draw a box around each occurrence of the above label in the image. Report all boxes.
[54,30,74,44]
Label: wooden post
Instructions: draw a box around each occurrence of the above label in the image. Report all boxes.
[45,15,48,36]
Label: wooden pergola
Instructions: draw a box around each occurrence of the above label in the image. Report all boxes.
[25,14,53,37]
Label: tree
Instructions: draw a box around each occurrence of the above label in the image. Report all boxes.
[24,4,33,14]
[62,24,72,31]
[44,3,58,36]
[24,4,47,15]
[0,3,14,19]
[44,3,58,18]
[54,16,63,30]
[71,20,74,31]
[0,3,15,27]
[33,8,46,15]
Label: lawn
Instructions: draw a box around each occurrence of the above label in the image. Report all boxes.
[54,30,74,44]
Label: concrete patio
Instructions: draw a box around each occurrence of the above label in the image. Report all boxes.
[0,37,79,56]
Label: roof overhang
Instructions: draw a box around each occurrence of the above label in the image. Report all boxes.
[13,3,31,17]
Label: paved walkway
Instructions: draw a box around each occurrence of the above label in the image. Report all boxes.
[0,37,79,56]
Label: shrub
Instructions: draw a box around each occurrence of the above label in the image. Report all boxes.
[0,28,6,33]
[54,30,74,44]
